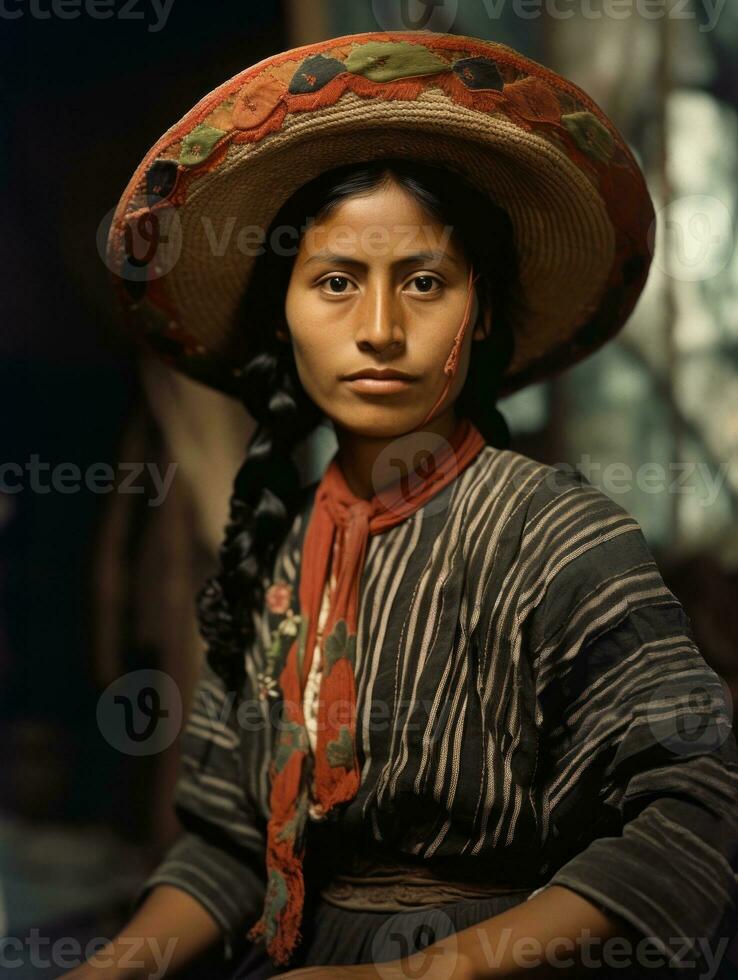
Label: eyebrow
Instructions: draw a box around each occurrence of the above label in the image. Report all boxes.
[303,249,462,268]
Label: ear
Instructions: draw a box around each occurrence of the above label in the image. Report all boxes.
[472,304,492,342]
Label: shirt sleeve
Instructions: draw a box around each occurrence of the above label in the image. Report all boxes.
[528,470,738,971]
[127,656,267,964]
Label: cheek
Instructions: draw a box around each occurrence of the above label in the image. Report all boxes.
[289,326,335,391]
[285,290,331,400]
[285,289,319,371]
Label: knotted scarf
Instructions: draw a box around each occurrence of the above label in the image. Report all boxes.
[247,266,486,965]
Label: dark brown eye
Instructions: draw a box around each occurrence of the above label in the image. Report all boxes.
[320,275,354,294]
[407,275,442,294]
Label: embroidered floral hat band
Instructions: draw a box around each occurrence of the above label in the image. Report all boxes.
[106,30,655,402]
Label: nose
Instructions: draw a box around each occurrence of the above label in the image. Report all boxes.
[352,277,405,355]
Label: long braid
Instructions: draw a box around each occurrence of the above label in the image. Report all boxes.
[197,339,322,697]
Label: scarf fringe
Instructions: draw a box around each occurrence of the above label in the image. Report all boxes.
[247,838,307,966]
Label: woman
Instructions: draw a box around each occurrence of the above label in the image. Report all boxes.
[96,31,737,980]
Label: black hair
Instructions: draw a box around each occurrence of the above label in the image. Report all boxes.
[197,158,521,694]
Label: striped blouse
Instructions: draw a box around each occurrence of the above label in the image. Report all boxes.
[129,444,738,968]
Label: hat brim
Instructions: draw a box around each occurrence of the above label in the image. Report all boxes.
[106,31,655,399]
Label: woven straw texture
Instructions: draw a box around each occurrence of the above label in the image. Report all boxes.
[106,30,655,398]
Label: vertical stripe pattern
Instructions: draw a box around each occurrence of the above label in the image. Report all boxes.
[129,446,738,965]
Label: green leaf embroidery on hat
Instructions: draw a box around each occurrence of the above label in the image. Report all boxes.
[345,40,449,83]
[323,618,356,676]
[289,54,345,94]
[561,111,614,164]
[326,724,354,769]
[178,122,227,166]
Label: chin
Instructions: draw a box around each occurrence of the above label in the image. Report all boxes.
[333,411,423,440]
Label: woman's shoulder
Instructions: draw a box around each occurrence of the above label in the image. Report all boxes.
[467,443,641,537]
[466,448,695,692]
[468,444,674,617]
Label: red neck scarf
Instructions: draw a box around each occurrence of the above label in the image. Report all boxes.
[248,268,485,966]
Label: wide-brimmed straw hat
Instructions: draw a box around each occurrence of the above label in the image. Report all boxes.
[106,30,655,399]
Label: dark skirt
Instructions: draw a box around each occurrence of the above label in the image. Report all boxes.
[226,891,530,978]
[175,891,709,980]
[221,894,707,980]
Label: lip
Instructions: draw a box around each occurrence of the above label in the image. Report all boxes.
[344,377,416,394]
[342,368,417,381]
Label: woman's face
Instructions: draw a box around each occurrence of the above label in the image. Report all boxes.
[281,177,489,439]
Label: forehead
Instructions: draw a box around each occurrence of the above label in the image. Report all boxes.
[297,181,462,262]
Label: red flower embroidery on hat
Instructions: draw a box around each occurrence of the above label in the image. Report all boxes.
[503,75,562,128]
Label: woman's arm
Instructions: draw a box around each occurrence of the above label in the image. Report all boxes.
[62,884,223,980]
[420,884,636,979]
[64,656,269,977]
[117,655,268,963]
[521,473,738,970]
[426,471,738,980]
[527,588,738,975]
[277,887,630,980]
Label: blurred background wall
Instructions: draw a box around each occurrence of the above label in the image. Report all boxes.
[1,0,736,973]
